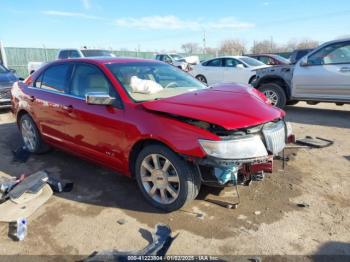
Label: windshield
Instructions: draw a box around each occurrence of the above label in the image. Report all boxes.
[169,54,184,61]
[107,62,206,102]
[0,64,9,73]
[239,57,265,67]
[81,50,115,57]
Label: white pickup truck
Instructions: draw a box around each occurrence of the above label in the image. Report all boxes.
[155,53,199,71]
[252,38,350,108]
[28,48,116,74]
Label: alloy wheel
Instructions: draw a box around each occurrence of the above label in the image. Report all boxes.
[140,154,180,204]
[263,90,279,106]
[21,119,37,152]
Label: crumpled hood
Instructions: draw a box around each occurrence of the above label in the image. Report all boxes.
[142,84,284,130]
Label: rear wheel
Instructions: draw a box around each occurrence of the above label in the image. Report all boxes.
[196,75,207,84]
[19,114,50,153]
[259,83,287,108]
[135,144,200,212]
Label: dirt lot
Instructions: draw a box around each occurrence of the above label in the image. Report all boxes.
[0,102,349,258]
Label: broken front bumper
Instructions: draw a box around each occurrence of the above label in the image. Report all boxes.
[195,120,293,186]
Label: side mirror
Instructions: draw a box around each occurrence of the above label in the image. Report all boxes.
[9,69,16,73]
[85,92,115,105]
[299,57,308,67]
[236,64,245,69]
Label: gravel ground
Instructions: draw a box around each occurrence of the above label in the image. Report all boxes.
[0,102,349,258]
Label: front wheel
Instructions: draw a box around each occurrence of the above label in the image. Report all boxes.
[259,83,287,108]
[135,144,200,212]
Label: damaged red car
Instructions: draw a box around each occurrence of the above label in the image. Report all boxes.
[11,58,292,211]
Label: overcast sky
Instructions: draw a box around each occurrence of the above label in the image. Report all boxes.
[0,0,349,51]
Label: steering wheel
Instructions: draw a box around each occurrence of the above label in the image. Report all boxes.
[165,82,178,88]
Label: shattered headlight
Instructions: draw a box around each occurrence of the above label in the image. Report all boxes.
[199,135,268,160]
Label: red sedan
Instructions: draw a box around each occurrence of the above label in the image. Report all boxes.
[12,58,291,211]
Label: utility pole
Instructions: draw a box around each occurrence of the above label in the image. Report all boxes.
[202,29,206,55]
[270,36,273,53]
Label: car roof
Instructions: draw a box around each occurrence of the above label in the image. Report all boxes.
[51,57,161,65]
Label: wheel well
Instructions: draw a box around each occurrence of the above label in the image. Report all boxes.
[257,76,290,98]
[16,109,29,126]
[248,75,256,84]
[195,74,206,80]
[128,139,171,177]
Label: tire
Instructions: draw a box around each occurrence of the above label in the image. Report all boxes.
[19,114,50,154]
[196,75,207,84]
[259,83,287,108]
[135,144,201,212]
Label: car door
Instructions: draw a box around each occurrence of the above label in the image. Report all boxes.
[28,63,74,145]
[223,58,249,84]
[293,41,350,100]
[62,62,126,169]
[201,58,224,85]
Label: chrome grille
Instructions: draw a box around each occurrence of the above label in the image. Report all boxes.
[0,88,11,99]
[262,121,286,155]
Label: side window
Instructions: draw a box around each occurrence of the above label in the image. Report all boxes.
[155,55,161,60]
[259,56,270,65]
[70,64,111,98]
[41,64,70,93]
[206,59,222,67]
[70,50,81,58]
[163,56,172,63]
[308,42,350,65]
[33,73,43,88]
[58,50,69,59]
[224,58,240,67]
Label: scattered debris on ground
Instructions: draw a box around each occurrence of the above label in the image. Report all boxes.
[86,224,175,261]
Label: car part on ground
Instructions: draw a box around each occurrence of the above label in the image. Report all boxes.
[7,171,48,200]
[86,224,175,261]
[0,171,72,223]
[0,172,53,222]
[12,57,292,211]
[12,146,31,163]
[252,38,350,108]
[296,136,334,148]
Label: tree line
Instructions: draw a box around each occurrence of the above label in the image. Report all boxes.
[181,38,319,56]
